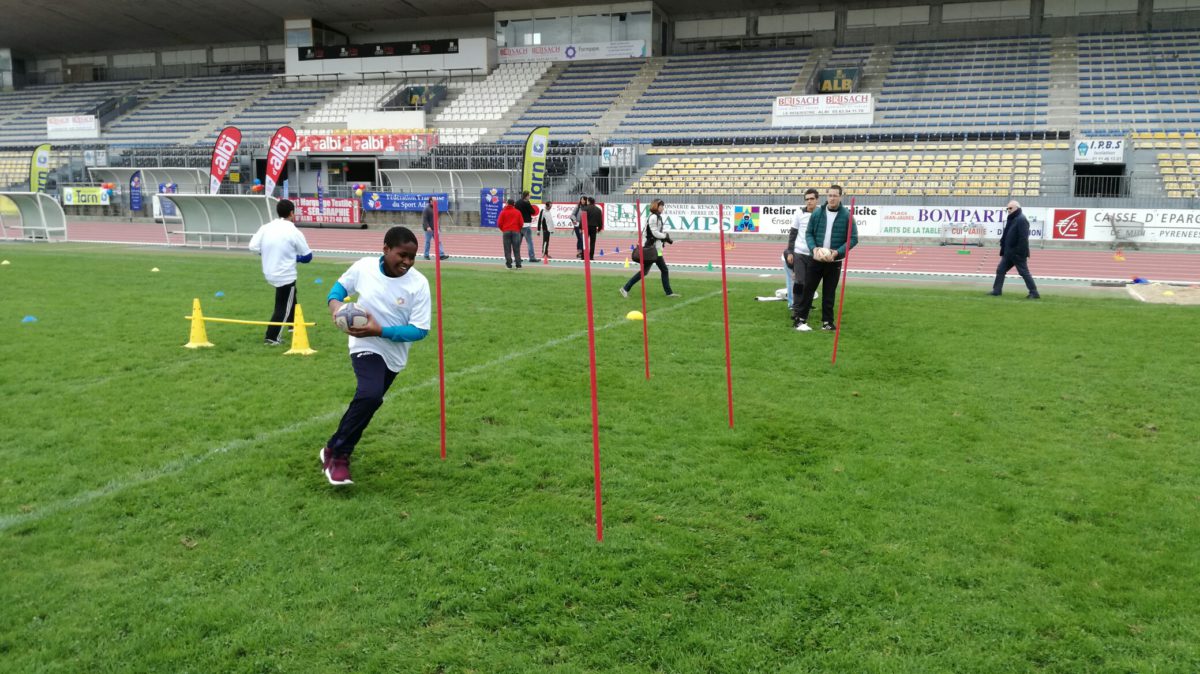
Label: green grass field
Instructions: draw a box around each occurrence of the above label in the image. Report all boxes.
[1,244,1198,673]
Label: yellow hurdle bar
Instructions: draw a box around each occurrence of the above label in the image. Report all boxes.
[185,315,316,327]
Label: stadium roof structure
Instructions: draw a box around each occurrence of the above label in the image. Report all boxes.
[0,0,806,55]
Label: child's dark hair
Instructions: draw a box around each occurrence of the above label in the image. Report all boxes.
[277,199,295,218]
[383,226,418,248]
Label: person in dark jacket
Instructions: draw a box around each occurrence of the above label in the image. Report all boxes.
[497,198,525,269]
[582,196,604,260]
[795,185,858,332]
[990,200,1040,298]
[568,195,587,258]
[515,190,538,262]
[620,199,679,297]
[421,197,448,260]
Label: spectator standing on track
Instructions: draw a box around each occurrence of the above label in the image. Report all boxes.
[989,200,1041,299]
[497,198,525,269]
[421,196,448,261]
[794,185,857,333]
[785,188,820,326]
[620,198,679,298]
[583,196,604,260]
[537,201,554,259]
[569,195,587,258]
[248,199,312,345]
[516,190,539,262]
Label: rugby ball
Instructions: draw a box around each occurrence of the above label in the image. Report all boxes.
[334,302,370,333]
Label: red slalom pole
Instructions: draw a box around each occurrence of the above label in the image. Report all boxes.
[831,197,856,366]
[717,203,734,428]
[636,199,650,380]
[581,212,604,541]
[432,203,448,459]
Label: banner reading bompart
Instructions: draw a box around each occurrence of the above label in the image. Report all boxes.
[362,192,448,212]
[209,127,241,194]
[264,126,296,196]
[294,197,361,225]
[295,132,439,154]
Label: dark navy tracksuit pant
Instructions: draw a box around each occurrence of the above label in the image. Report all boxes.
[326,352,398,458]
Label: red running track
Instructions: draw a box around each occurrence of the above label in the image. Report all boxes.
[50,219,1200,284]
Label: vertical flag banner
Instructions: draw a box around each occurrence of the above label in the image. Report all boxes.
[30,143,52,193]
[129,171,143,211]
[264,126,296,196]
[316,170,325,212]
[208,126,242,194]
[521,126,550,203]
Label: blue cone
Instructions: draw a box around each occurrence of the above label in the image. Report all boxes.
[21,315,37,323]
[314,277,324,284]
[599,249,605,256]
[214,291,225,298]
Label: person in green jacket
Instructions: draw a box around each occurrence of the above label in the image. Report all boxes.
[794,184,858,332]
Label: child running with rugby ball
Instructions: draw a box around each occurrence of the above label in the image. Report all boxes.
[320,226,431,486]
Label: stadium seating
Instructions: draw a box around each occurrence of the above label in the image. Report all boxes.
[204,85,336,144]
[305,83,393,126]
[875,36,1051,131]
[610,50,810,141]
[627,141,1061,198]
[1078,29,1200,134]
[0,148,68,189]
[1155,150,1200,198]
[502,59,645,143]
[435,62,551,124]
[102,75,275,146]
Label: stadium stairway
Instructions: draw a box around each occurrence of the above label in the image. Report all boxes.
[1048,36,1080,130]
[587,59,665,142]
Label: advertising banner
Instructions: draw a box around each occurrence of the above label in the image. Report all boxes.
[498,40,646,63]
[46,115,100,140]
[29,143,51,193]
[264,126,296,196]
[1073,137,1125,164]
[61,187,109,207]
[295,132,439,154]
[362,191,448,212]
[209,126,242,194]
[480,188,505,228]
[155,182,178,218]
[522,126,550,202]
[772,93,874,127]
[600,146,635,168]
[299,39,459,61]
[1083,208,1200,244]
[294,197,360,225]
[129,171,143,212]
[817,68,858,93]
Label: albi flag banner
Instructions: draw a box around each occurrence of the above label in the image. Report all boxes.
[264,126,296,196]
[522,126,550,203]
[209,126,242,194]
[30,143,51,193]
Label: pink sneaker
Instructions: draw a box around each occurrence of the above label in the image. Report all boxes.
[319,447,353,486]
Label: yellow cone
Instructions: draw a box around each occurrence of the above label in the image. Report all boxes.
[624,257,630,268]
[151,267,160,272]
[1,260,10,265]
[184,298,214,348]
[626,310,644,321]
[285,304,317,356]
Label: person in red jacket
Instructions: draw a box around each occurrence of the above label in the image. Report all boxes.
[497,198,525,269]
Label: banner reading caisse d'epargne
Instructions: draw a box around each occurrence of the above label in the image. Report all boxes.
[522,126,550,202]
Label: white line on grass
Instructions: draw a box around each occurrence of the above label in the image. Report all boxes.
[0,290,721,532]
